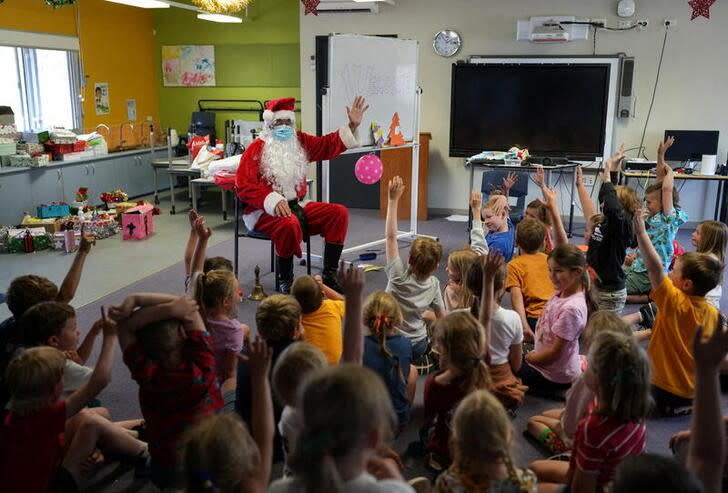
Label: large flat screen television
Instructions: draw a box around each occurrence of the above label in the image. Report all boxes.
[663,130,719,161]
[449,59,617,160]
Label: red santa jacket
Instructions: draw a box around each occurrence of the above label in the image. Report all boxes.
[235,125,358,228]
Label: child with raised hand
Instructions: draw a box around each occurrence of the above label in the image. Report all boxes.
[363,290,414,428]
[434,390,537,493]
[443,247,480,312]
[517,242,594,395]
[625,136,688,303]
[530,330,650,493]
[185,210,234,290]
[0,308,149,492]
[575,144,635,313]
[422,311,492,469]
[183,336,274,493]
[525,198,554,253]
[526,311,633,455]
[385,176,446,360]
[291,274,345,365]
[631,207,722,415]
[270,365,413,493]
[110,293,223,490]
[506,218,554,341]
[482,194,515,261]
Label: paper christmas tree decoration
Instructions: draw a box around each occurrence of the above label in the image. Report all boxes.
[388,112,405,146]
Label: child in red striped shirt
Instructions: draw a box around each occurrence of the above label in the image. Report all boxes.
[530,331,651,493]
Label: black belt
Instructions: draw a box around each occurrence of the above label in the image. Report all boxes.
[288,199,308,237]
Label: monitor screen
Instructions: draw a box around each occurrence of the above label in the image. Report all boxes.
[449,63,611,159]
[663,130,719,161]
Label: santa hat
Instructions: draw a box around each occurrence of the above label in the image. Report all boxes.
[263,97,296,124]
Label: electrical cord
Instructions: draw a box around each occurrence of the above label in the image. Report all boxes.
[637,27,670,159]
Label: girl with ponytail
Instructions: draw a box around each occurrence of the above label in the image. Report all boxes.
[434,390,537,492]
[269,365,409,493]
[422,311,492,470]
[517,243,591,396]
[362,291,415,429]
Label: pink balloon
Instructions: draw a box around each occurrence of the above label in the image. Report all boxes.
[354,153,384,185]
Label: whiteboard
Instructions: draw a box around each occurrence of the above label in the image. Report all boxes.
[327,35,419,147]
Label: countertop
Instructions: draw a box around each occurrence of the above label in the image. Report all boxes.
[0,148,165,176]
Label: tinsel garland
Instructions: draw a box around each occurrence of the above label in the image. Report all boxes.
[45,0,78,7]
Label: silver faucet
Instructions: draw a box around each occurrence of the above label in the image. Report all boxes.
[119,122,135,148]
[95,123,110,135]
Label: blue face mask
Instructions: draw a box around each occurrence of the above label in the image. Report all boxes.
[273,125,294,141]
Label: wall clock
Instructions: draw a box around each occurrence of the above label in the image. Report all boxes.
[433,29,462,57]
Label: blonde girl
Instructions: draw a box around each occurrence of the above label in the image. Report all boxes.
[195,269,250,382]
[182,338,273,493]
[434,390,537,493]
[692,220,727,308]
[518,244,596,395]
[422,312,492,468]
[362,291,415,428]
[526,311,632,454]
[269,365,410,493]
[444,248,480,312]
[530,331,650,493]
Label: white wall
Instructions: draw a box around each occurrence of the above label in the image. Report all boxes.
[299,0,728,221]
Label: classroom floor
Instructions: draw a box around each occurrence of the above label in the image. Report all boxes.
[1,188,726,491]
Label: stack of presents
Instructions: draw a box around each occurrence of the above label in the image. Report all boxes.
[0,187,159,254]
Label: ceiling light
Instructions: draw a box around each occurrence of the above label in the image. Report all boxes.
[192,0,251,14]
[197,12,244,23]
[105,0,170,8]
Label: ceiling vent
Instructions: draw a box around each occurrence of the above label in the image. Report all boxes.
[316,0,391,14]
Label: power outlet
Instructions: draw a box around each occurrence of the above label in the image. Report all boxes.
[664,18,677,28]
[582,174,596,187]
[618,20,632,29]
[636,18,649,30]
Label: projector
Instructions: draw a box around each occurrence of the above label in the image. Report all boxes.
[530,24,570,42]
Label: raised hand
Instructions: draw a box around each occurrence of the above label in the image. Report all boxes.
[693,314,728,374]
[193,216,212,240]
[388,176,405,201]
[483,250,505,279]
[188,209,199,230]
[490,194,510,217]
[632,208,647,236]
[576,166,584,186]
[79,223,96,254]
[246,336,273,381]
[658,136,675,157]
[541,186,557,208]
[337,261,365,299]
[470,190,482,213]
[533,164,545,188]
[612,142,626,165]
[99,306,117,338]
[502,171,518,194]
[346,96,369,132]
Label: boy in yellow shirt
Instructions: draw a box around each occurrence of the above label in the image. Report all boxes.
[291,275,345,365]
[506,218,554,342]
[632,209,722,416]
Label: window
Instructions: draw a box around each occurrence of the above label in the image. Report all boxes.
[0,45,82,132]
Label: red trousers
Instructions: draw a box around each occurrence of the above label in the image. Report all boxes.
[252,202,348,257]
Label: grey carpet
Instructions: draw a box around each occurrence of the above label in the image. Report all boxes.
[67,210,726,491]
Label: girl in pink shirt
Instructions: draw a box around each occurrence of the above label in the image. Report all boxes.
[517,244,596,395]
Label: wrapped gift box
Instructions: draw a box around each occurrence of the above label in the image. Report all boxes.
[110,201,139,216]
[20,216,64,233]
[9,153,49,168]
[8,228,51,253]
[37,203,70,219]
[51,231,82,252]
[122,203,154,240]
[76,217,119,239]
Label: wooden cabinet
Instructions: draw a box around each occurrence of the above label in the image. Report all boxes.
[379,132,430,220]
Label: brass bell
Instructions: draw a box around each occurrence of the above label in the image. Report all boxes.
[248,265,267,301]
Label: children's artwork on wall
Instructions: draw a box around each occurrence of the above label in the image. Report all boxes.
[94,83,110,115]
[162,45,216,87]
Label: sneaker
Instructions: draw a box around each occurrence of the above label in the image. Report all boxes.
[408,477,431,493]
[639,302,657,329]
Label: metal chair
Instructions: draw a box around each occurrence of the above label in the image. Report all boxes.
[481,169,529,225]
[233,189,311,292]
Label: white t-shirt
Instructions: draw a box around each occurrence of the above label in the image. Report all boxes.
[269,472,414,493]
[63,359,93,398]
[278,405,303,469]
[488,306,523,366]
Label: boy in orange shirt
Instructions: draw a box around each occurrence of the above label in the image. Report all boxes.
[291,275,345,365]
[506,218,554,342]
[632,208,722,416]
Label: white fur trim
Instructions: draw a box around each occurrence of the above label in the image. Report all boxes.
[338,124,359,149]
[263,109,274,122]
[244,210,263,232]
[267,110,296,122]
[264,191,286,216]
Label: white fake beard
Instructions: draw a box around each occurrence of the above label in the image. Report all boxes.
[260,133,309,199]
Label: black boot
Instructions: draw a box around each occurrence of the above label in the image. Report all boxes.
[276,255,294,294]
[322,243,344,293]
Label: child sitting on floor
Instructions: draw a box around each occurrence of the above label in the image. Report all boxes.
[524,198,554,254]
[110,293,223,490]
[291,275,345,365]
[526,311,633,455]
[505,218,554,341]
[530,331,650,493]
[631,208,722,416]
[183,337,274,493]
[434,390,537,493]
[385,176,446,361]
[443,247,480,312]
[481,194,515,262]
[184,209,234,290]
[0,312,148,492]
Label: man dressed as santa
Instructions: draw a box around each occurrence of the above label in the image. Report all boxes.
[235,96,368,293]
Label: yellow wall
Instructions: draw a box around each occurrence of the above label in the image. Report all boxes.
[0,0,159,146]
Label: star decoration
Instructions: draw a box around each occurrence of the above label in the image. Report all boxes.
[689,0,716,20]
[302,0,320,16]
[54,240,64,250]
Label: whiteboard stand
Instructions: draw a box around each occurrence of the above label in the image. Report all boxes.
[320,87,437,260]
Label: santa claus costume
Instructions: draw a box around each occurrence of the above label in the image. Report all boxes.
[235,97,362,293]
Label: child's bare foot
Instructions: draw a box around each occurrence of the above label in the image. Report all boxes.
[80,449,105,478]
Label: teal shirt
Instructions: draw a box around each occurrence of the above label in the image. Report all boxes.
[632,207,688,273]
